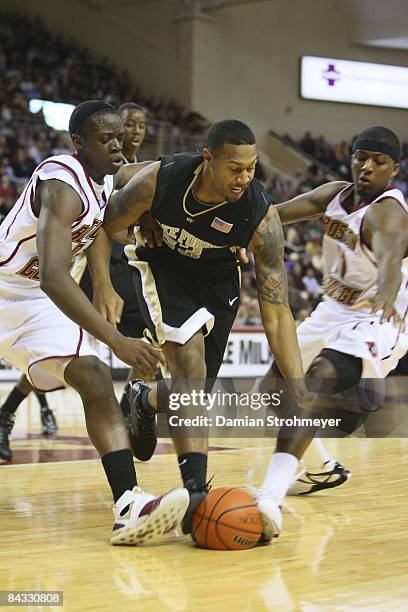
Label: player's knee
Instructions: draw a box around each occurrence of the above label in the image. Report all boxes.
[306,349,362,395]
[306,355,338,394]
[67,356,113,398]
[168,345,206,378]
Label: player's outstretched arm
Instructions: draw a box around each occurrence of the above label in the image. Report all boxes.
[103,161,160,237]
[276,181,347,225]
[249,206,312,409]
[113,160,154,189]
[37,180,163,377]
[352,198,408,328]
[85,227,124,328]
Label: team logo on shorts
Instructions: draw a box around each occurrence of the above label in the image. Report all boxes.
[366,341,378,358]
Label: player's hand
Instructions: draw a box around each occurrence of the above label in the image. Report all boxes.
[140,211,163,247]
[236,247,249,264]
[112,226,136,245]
[351,296,404,331]
[93,284,124,328]
[112,335,165,379]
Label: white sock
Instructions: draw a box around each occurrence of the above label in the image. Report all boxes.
[260,452,299,505]
[303,438,332,468]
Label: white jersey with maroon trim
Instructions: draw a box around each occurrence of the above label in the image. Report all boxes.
[322,184,408,318]
[0,154,114,298]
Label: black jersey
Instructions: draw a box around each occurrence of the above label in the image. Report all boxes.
[136,153,272,274]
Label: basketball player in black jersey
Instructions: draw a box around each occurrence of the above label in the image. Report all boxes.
[103,120,317,542]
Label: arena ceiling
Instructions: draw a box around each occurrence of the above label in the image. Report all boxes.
[340,0,408,51]
[81,0,261,13]
[80,0,408,50]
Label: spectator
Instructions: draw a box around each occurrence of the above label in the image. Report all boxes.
[302,267,322,298]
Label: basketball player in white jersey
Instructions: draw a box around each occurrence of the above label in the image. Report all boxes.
[253,127,408,525]
[0,100,189,544]
[78,101,160,462]
[0,102,155,463]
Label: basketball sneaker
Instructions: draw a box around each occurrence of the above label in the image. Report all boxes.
[252,490,282,542]
[0,411,14,463]
[126,380,157,462]
[40,407,58,435]
[181,479,210,535]
[287,460,351,496]
[111,486,189,545]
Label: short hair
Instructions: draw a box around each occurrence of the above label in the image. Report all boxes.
[75,109,121,137]
[69,100,118,136]
[206,119,255,152]
[118,102,145,115]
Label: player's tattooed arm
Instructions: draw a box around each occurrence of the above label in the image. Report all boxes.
[104,161,160,238]
[352,198,408,329]
[248,207,311,406]
[276,181,348,225]
[250,205,288,306]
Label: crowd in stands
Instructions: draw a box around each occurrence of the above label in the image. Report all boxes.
[0,13,208,132]
[236,187,324,327]
[1,11,407,337]
[0,12,208,222]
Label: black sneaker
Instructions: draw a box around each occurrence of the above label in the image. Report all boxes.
[0,411,15,463]
[287,460,351,495]
[181,479,210,535]
[126,380,157,462]
[40,408,58,435]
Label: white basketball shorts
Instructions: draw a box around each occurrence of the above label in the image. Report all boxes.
[0,295,101,392]
[296,298,408,378]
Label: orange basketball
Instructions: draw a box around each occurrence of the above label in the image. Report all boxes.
[191,487,262,550]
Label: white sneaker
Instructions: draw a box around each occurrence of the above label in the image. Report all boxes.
[111,486,189,545]
[253,490,282,542]
[287,460,351,496]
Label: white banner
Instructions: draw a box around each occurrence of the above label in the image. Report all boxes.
[0,329,269,382]
[219,329,270,377]
[301,55,408,109]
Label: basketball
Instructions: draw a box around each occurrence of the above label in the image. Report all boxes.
[191,487,263,550]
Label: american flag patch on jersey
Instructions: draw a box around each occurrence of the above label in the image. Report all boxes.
[211,217,233,233]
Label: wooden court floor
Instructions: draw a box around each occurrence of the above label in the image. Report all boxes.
[0,384,407,611]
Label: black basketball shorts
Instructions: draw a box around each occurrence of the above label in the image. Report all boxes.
[130,259,240,378]
[79,260,146,339]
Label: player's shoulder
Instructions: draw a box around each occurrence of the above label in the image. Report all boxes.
[248,177,273,200]
[367,192,408,221]
[363,190,408,236]
[156,152,203,193]
[319,180,350,197]
[36,153,82,171]
[160,151,203,170]
[34,153,89,185]
[35,155,88,204]
[373,187,407,206]
[311,180,350,212]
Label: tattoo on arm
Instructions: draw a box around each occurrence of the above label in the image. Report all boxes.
[252,207,288,305]
[104,171,156,231]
